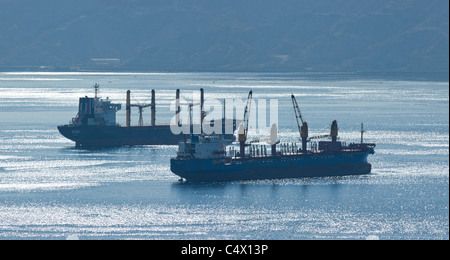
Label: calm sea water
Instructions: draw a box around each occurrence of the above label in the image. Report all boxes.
[0,72,448,240]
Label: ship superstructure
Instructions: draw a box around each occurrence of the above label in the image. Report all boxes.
[72,84,122,127]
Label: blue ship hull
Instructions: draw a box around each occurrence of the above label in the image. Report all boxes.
[171,150,373,182]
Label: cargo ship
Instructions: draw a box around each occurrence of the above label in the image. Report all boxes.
[58,84,237,147]
[170,92,376,182]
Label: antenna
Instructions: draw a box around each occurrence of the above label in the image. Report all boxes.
[94,83,100,98]
[361,123,365,144]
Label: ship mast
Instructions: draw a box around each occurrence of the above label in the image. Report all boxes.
[361,123,365,144]
[94,83,100,98]
[126,90,156,127]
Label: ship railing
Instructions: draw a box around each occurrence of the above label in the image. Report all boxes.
[228,145,271,159]
[227,140,376,158]
[228,142,317,158]
[345,142,376,151]
[278,142,303,155]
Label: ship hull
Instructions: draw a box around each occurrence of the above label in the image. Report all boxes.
[171,151,372,182]
[58,125,181,147]
[58,125,236,147]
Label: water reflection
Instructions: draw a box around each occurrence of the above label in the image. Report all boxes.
[169,176,354,208]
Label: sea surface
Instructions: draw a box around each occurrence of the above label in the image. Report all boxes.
[0,72,448,240]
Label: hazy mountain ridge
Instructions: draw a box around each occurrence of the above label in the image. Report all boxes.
[0,0,448,75]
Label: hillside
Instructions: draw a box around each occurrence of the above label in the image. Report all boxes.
[0,0,448,76]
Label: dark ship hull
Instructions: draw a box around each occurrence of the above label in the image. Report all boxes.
[58,124,177,147]
[58,124,235,148]
[171,148,374,182]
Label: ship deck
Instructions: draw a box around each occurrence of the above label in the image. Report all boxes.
[222,144,375,162]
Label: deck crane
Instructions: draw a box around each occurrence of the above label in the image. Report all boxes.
[291,94,309,152]
[130,103,153,126]
[291,95,339,146]
[308,120,338,142]
[126,90,156,127]
[238,90,253,158]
